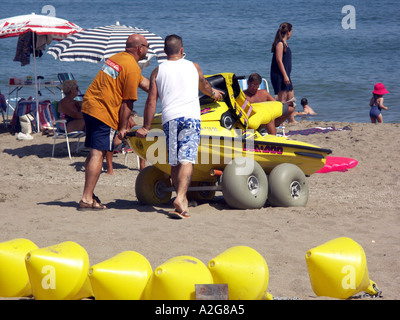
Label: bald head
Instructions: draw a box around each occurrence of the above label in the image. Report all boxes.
[125,34,149,61]
[126,34,147,49]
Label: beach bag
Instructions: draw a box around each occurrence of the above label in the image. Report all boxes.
[12,112,36,134]
[19,113,34,134]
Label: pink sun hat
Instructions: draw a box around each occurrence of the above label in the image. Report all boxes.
[373,83,389,95]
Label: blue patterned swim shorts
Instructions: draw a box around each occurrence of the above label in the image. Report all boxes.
[163,117,201,166]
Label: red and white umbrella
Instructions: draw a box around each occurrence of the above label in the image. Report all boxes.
[0,13,82,40]
[0,13,83,130]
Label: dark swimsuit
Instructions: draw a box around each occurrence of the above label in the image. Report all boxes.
[63,113,75,125]
[270,41,293,95]
[60,100,81,127]
[369,98,381,119]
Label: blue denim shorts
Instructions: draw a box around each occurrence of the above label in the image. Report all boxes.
[163,117,201,166]
[83,113,116,152]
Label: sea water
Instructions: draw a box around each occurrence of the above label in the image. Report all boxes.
[1,0,399,123]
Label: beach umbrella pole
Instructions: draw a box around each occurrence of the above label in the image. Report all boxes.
[32,32,40,132]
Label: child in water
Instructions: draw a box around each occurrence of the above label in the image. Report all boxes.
[297,98,317,116]
[370,83,389,123]
[289,97,316,122]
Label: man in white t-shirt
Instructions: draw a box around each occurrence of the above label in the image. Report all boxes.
[136,34,223,218]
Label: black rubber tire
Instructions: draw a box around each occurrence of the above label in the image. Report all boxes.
[135,166,172,205]
[187,181,216,201]
[268,163,309,207]
[221,157,268,209]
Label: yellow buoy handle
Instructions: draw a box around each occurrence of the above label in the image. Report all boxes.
[365,280,381,297]
[262,292,274,300]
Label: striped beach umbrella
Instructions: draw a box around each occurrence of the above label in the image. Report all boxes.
[47,22,166,69]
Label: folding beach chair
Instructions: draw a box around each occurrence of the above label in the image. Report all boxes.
[1,92,7,127]
[57,73,84,100]
[50,102,86,160]
[10,98,55,133]
[0,93,18,128]
[238,77,270,92]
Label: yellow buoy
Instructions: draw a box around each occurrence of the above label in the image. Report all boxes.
[305,237,379,299]
[88,251,152,300]
[143,256,213,300]
[208,246,270,300]
[0,238,38,297]
[25,241,93,300]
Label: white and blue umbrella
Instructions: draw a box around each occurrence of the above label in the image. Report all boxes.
[47,22,166,69]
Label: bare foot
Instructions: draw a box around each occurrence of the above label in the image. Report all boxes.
[173,197,188,214]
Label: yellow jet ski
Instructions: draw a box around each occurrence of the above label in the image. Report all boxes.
[127,73,331,209]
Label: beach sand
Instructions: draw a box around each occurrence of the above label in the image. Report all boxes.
[0,120,399,300]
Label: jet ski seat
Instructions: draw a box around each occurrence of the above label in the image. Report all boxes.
[200,73,284,131]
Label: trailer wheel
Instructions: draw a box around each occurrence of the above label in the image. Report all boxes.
[187,181,216,201]
[135,166,172,205]
[268,163,309,207]
[222,157,268,209]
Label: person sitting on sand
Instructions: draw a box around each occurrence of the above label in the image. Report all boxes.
[244,73,295,135]
[58,80,85,132]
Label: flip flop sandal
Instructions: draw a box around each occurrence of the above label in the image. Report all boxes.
[92,193,102,204]
[168,211,191,219]
[77,199,107,211]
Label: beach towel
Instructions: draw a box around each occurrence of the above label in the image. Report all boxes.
[38,100,56,130]
[286,126,351,136]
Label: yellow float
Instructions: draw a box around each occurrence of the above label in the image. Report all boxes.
[0,238,38,297]
[25,241,93,300]
[207,246,270,300]
[143,255,213,300]
[88,251,152,300]
[305,237,379,299]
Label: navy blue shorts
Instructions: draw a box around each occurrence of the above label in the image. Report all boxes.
[83,113,116,152]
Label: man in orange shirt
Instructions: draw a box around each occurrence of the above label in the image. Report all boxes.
[78,34,150,211]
